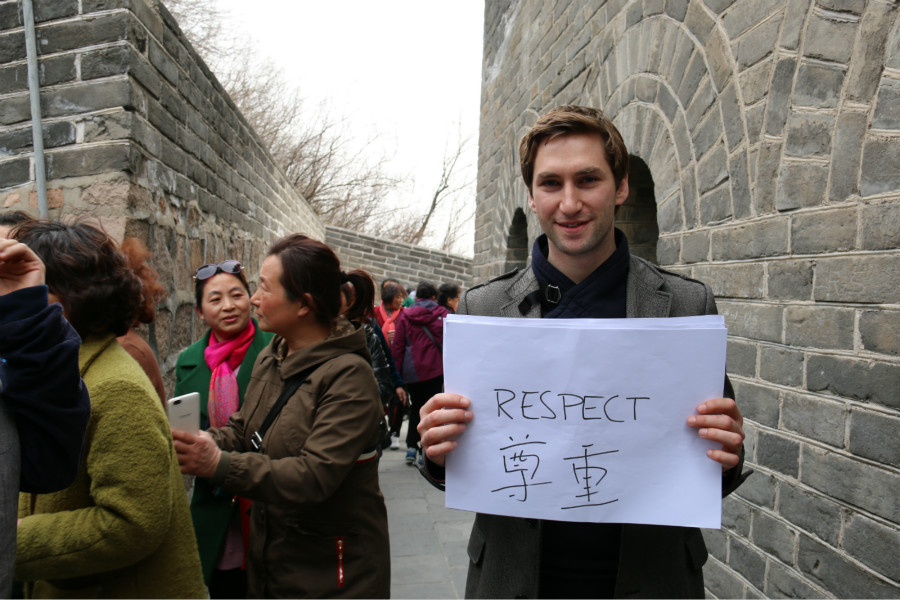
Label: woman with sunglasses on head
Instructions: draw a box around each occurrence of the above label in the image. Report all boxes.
[173,259,273,598]
[13,220,205,599]
[172,234,390,599]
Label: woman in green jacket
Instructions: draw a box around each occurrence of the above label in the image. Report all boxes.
[173,259,272,597]
[14,221,205,599]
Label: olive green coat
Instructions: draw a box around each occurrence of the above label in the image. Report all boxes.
[173,318,272,583]
[16,335,206,599]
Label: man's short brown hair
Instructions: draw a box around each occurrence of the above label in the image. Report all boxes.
[519,105,630,193]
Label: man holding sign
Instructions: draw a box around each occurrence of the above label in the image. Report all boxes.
[418,106,747,598]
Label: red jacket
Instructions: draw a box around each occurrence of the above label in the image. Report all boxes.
[390,299,448,383]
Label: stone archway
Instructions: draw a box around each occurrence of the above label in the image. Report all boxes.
[618,156,659,264]
[504,208,529,272]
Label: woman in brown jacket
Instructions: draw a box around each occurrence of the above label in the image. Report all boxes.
[173,234,390,599]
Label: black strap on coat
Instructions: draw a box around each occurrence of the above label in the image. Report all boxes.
[419,325,442,353]
[250,364,320,452]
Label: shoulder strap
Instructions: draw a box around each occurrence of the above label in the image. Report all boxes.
[250,363,320,452]
[419,324,442,353]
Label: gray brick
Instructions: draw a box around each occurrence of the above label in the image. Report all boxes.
[0,121,75,155]
[751,510,796,564]
[764,57,796,136]
[757,430,799,478]
[732,380,778,428]
[702,527,728,561]
[46,142,136,179]
[814,255,900,304]
[0,157,30,189]
[766,561,826,599]
[798,534,899,598]
[42,79,135,119]
[794,61,846,109]
[848,409,900,467]
[733,13,781,70]
[717,300,782,340]
[782,391,846,448]
[792,206,857,254]
[784,305,855,351]
[805,12,857,63]
[703,557,745,600]
[778,483,842,546]
[699,185,732,225]
[735,471,776,509]
[720,0,780,38]
[861,202,900,251]
[726,338,757,378]
[859,310,900,356]
[728,536,766,589]
[710,218,789,261]
[776,161,828,211]
[829,110,867,202]
[768,259,813,300]
[873,77,900,130]
[759,344,804,387]
[722,496,752,536]
[37,11,137,54]
[860,137,900,197]
[808,354,899,409]
[738,58,773,106]
[754,140,782,214]
[694,263,766,300]
[785,112,833,158]
[843,512,900,580]
[801,444,900,522]
[845,1,898,104]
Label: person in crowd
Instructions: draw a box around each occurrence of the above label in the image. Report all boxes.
[417,106,747,598]
[438,282,461,313]
[374,280,406,345]
[172,258,273,597]
[116,237,168,404]
[391,281,449,465]
[0,239,90,598]
[340,269,408,451]
[13,221,205,599]
[172,234,390,598]
[0,210,32,238]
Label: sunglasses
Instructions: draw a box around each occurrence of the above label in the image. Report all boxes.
[194,260,243,281]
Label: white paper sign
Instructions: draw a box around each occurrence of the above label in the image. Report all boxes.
[443,314,727,529]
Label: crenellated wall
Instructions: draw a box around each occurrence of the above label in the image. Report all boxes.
[477,1,900,597]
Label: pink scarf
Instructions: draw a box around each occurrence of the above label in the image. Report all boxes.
[205,321,256,428]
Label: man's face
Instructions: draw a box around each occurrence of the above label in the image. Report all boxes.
[528,132,629,279]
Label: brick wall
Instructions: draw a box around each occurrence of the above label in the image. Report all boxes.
[326,225,474,292]
[479,0,900,597]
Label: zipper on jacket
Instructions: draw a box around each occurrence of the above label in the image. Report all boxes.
[335,536,345,588]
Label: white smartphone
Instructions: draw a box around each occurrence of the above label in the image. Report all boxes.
[167,392,200,433]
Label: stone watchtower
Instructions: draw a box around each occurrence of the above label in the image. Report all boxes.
[476,0,899,597]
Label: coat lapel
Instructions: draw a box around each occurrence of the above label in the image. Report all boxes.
[499,269,541,318]
[626,256,672,318]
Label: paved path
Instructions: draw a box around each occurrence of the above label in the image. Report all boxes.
[378,421,474,599]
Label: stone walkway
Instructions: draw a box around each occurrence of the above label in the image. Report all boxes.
[378,421,474,599]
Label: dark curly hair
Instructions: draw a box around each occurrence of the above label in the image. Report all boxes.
[14,221,143,339]
[120,237,168,325]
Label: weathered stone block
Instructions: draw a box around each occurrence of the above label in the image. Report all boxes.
[733,12,781,69]
[843,512,900,581]
[757,430,799,478]
[801,444,900,522]
[798,534,899,598]
[42,79,135,119]
[861,202,900,251]
[703,557,746,600]
[805,12,857,63]
[814,255,900,303]
[722,496,752,536]
[46,142,136,179]
[860,137,900,197]
[681,229,708,263]
[0,121,75,155]
[791,206,857,254]
[759,344,804,387]
[0,54,75,93]
[785,112,833,158]
[858,309,900,356]
[751,510,796,564]
[829,110,867,202]
[726,338,757,378]
[845,1,898,104]
[699,185,732,224]
[784,305,855,351]
[873,77,900,130]
[717,300,781,339]
[0,29,24,63]
[777,482,842,546]
[781,390,846,448]
[0,157,29,189]
[735,470,776,509]
[728,536,766,589]
[848,409,900,467]
[732,380,778,427]
[808,354,899,409]
[710,218,789,260]
[768,259,813,300]
[765,560,827,599]
[776,161,828,211]
[37,12,140,54]
[764,57,796,136]
[793,61,846,108]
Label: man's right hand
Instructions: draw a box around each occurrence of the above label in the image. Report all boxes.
[417,393,473,467]
[0,239,45,295]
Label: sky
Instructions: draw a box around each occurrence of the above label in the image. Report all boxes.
[211,1,485,255]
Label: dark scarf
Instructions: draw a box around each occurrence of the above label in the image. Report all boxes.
[521,228,631,319]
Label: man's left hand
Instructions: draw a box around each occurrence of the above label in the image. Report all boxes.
[687,397,744,471]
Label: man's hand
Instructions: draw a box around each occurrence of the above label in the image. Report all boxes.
[172,428,222,478]
[687,397,744,470]
[417,393,473,467]
[0,239,45,295]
